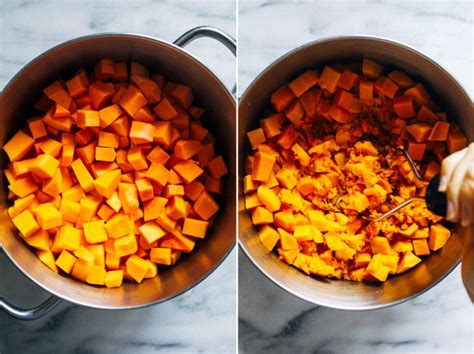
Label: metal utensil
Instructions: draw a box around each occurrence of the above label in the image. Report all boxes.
[366,148,474,304]
[0,27,236,319]
[365,148,447,223]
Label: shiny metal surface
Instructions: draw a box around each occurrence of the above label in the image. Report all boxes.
[173,26,237,96]
[0,28,236,311]
[366,148,426,223]
[0,295,61,320]
[239,36,473,310]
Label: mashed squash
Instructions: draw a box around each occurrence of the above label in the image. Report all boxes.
[244,60,465,282]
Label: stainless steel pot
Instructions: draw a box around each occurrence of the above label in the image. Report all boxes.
[239,36,473,310]
[0,27,236,319]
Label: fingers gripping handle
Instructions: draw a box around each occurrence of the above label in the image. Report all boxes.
[173,26,236,96]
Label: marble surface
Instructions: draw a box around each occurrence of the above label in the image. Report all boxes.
[0,1,236,353]
[238,0,473,353]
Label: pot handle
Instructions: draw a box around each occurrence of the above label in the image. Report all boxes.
[0,245,62,320]
[173,26,236,97]
[0,295,61,320]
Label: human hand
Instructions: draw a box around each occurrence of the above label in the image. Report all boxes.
[438,142,474,227]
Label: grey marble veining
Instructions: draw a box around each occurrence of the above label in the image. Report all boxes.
[0,1,236,353]
[238,0,473,353]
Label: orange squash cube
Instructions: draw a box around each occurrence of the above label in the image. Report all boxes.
[12,209,39,237]
[71,259,94,281]
[119,85,147,116]
[138,221,167,244]
[127,148,148,170]
[194,191,219,221]
[318,66,341,93]
[397,252,422,274]
[413,239,430,256]
[85,265,107,285]
[104,270,123,288]
[182,218,209,238]
[71,159,94,192]
[150,247,172,265]
[366,254,389,281]
[271,85,295,112]
[114,233,138,257]
[37,250,59,273]
[105,213,134,238]
[56,250,77,274]
[93,169,121,198]
[3,130,35,162]
[83,220,108,244]
[172,161,203,184]
[258,225,280,252]
[429,224,451,251]
[129,121,155,144]
[125,255,149,283]
[362,59,383,79]
[74,246,95,263]
[143,196,167,221]
[24,229,50,251]
[146,162,170,186]
[118,182,139,214]
[35,203,63,230]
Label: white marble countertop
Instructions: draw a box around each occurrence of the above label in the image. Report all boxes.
[238,0,473,353]
[0,1,236,353]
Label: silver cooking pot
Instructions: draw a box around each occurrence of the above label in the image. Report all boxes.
[0,27,236,319]
[239,36,473,310]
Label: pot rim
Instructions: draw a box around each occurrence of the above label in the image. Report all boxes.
[239,34,472,103]
[238,34,471,310]
[2,31,235,101]
[1,31,236,310]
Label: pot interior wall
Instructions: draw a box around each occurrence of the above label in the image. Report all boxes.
[0,34,235,308]
[238,37,472,309]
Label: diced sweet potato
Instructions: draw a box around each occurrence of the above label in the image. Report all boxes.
[366,254,389,282]
[393,95,415,118]
[299,90,321,117]
[257,186,281,212]
[247,128,266,149]
[428,224,451,251]
[284,100,305,125]
[412,239,430,256]
[406,123,432,143]
[407,142,426,161]
[259,225,280,251]
[337,69,359,91]
[359,80,373,100]
[397,252,422,274]
[362,59,383,79]
[289,70,319,97]
[251,151,275,182]
[428,121,450,141]
[318,66,341,93]
[446,131,468,153]
[3,131,34,162]
[271,85,295,112]
[417,105,438,123]
[388,70,415,88]
[119,85,147,116]
[405,84,430,105]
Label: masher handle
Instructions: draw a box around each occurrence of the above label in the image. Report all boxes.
[425,173,447,217]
